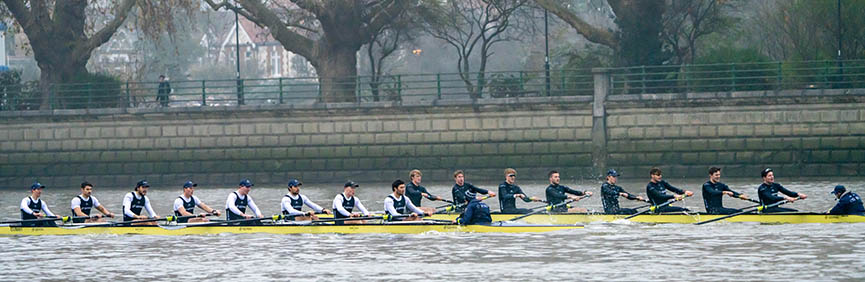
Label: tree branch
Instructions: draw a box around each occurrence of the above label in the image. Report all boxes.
[534,0,617,48]
[74,0,136,59]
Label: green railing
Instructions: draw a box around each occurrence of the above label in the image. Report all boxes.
[609,60,865,94]
[1,60,864,111]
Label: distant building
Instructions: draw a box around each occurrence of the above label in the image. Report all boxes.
[212,16,314,78]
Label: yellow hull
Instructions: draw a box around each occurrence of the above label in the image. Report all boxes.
[0,222,581,236]
[421,213,865,224]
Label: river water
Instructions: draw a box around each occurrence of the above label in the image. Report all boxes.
[1,177,863,281]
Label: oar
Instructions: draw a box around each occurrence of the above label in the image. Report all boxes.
[695,198,797,225]
[308,213,416,224]
[0,216,69,224]
[625,194,691,220]
[505,198,579,222]
[81,213,216,228]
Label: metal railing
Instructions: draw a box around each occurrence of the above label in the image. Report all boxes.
[609,60,865,95]
[1,60,864,111]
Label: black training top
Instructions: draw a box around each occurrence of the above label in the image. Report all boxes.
[498,182,526,212]
[702,181,741,214]
[757,182,798,205]
[452,182,489,205]
[601,182,638,214]
[646,180,685,205]
[406,181,436,207]
[545,183,585,212]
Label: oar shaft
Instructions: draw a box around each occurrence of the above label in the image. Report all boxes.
[694,199,795,225]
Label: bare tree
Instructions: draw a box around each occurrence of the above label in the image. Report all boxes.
[421,0,530,99]
[203,0,411,103]
[1,0,197,109]
[662,0,735,64]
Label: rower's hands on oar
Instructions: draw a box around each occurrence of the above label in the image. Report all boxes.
[797,193,808,200]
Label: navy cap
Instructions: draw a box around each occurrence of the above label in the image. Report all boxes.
[344,181,359,188]
[30,182,45,190]
[239,179,254,187]
[607,169,620,177]
[831,185,846,195]
[288,179,302,187]
[761,168,773,177]
[136,180,150,188]
[183,181,197,188]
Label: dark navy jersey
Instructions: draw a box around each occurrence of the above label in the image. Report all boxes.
[829,192,865,216]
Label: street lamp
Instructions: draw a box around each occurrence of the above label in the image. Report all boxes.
[234,3,244,105]
[544,10,551,96]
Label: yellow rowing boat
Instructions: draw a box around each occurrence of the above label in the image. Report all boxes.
[0,222,582,236]
[419,213,865,224]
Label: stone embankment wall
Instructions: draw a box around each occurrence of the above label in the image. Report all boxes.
[1,86,863,188]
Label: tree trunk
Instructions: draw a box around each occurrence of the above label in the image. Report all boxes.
[317,43,359,103]
[37,59,89,109]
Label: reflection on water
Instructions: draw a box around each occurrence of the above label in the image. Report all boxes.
[1,177,864,281]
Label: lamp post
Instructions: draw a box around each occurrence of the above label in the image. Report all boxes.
[544,10,551,96]
[235,3,244,105]
[837,0,843,81]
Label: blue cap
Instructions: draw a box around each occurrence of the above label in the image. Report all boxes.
[30,182,45,190]
[183,181,197,188]
[607,169,620,177]
[288,179,302,187]
[239,179,254,187]
[831,185,846,195]
[136,180,150,188]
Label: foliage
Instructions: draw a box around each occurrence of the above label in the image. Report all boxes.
[55,72,124,109]
[688,46,774,91]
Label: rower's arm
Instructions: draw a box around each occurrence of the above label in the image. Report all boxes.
[144,197,157,218]
[469,183,490,195]
[419,186,438,200]
[95,205,111,216]
[197,199,217,214]
[20,198,35,215]
[333,196,352,217]
[246,197,263,217]
[282,197,305,216]
[458,203,475,225]
[647,185,674,202]
[663,181,685,195]
[355,199,370,216]
[71,198,87,216]
[123,194,137,218]
[758,186,785,203]
[383,197,399,215]
[563,186,585,196]
[174,198,193,216]
[301,195,325,213]
[40,201,56,217]
[406,198,425,215]
[776,184,799,198]
[702,183,723,196]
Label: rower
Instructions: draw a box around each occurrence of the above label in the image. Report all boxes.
[173,181,220,223]
[702,167,749,215]
[384,179,431,221]
[20,182,59,227]
[406,169,442,214]
[498,168,541,214]
[600,169,645,215]
[281,179,330,221]
[225,179,263,225]
[122,180,158,225]
[828,185,864,216]
[757,168,807,213]
[70,182,114,223]
[451,170,496,211]
[646,167,693,213]
[332,181,370,225]
[545,170,592,213]
[455,195,492,225]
